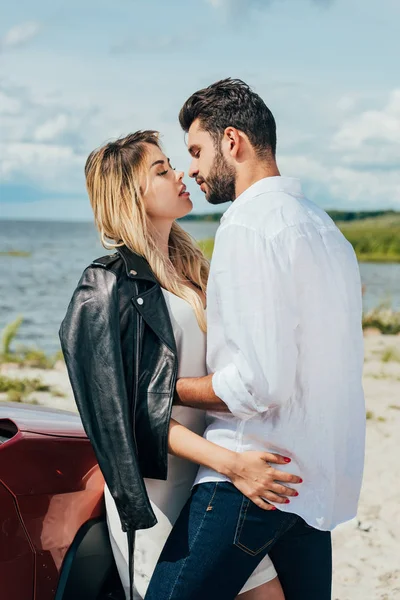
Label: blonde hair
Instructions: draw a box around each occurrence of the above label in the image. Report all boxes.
[85,131,209,331]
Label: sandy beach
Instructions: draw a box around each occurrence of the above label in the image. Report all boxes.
[332,334,400,600]
[1,333,399,600]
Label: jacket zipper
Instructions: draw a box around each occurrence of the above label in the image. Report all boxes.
[133,282,141,456]
[162,353,178,477]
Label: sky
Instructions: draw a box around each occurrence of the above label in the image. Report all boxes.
[0,0,399,221]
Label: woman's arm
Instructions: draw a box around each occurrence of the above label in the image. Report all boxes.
[60,266,156,530]
[168,418,301,511]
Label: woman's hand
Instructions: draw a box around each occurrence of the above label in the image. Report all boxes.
[167,419,302,511]
[225,451,303,511]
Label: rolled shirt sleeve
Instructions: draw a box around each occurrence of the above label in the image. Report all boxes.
[210,224,300,420]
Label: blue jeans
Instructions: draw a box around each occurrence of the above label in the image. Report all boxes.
[145,482,332,600]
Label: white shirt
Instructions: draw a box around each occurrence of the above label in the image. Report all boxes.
[194,176,366,531]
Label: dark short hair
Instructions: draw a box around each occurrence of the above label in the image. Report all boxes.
[179,78,277,158]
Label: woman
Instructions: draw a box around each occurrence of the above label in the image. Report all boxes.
[60,131,298,600]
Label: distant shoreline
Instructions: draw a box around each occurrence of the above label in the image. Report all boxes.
[1,209,399,226]
[356,255,400,264]
[1,211,400,264]
[180,209,400,223]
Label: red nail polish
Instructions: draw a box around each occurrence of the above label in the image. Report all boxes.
[284,499,290,504]
[271,507,277,510]
[283,457,291,463]
[298,478,303,483]
[294,491,299,497]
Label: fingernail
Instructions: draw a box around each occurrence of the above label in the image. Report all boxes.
[284,499,290,504]
[298,478,303,483]
[294,491,299,497]
[271,506,277,510]
[283,457,291,463]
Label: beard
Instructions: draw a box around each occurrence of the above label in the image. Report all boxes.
[204,149,236,205]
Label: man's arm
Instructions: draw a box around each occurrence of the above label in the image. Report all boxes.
[174,374,229,411]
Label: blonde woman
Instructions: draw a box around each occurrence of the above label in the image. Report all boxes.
[60,131,300,600]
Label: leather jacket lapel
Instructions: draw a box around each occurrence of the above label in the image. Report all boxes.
[132,284,177,356]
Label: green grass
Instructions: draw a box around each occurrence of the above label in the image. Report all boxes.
[198,238,215,260]
[363,307,400,335]
[337,213,400,263]
[2,317,24,355]
[0,375,51,394]
[6,347,64,369]
[1,317,64,369]
[365,410,387,422]
[0,374,64,403]
[381,347,400,363]
[0,250,32,257]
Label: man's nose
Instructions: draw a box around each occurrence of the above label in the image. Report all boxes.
[188,159,198,179]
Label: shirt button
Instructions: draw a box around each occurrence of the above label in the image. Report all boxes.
[137,298,144,305]
[130,269,137,276]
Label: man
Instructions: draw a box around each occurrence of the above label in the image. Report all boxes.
[145,78,365,599]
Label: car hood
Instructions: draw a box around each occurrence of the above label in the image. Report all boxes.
[0,402,87,438]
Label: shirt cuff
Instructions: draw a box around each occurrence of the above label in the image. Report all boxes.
[212,363,262,421]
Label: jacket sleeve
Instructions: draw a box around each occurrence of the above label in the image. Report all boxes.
[59,266,156,532]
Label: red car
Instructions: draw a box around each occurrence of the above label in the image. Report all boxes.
[0,402,124,600]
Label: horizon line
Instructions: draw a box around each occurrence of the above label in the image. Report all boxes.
[0,208,399,225]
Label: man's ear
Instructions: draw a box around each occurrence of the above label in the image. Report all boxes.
[223,127,241,158]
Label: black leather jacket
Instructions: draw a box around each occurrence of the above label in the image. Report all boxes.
[59,246,179,539]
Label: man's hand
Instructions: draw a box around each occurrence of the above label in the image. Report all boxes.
[174,375,230,412]
[225,451,303,511]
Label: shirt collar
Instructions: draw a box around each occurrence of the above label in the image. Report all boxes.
[221,176,303,223]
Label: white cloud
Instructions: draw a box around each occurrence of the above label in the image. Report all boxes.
[0,90,22,114]
[34,114,72,142]
[0,82,95,193]
[0,22,42,50]
[280,153,400,209]
[337,95,357,112]
[206,0,332,14]
[333,89,400,150]
[0,142,86,193]
[111,33,198,54]
[280,90,400,209]
[1,50,398,213]
[331,89,400,172]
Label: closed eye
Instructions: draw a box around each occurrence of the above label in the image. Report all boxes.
[157,169,169,176]
[189,146,201,158]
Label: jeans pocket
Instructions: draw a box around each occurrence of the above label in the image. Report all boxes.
[233,497,297,556]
